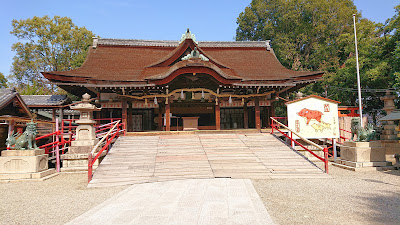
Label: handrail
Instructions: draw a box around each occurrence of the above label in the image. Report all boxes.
[270,117,328,173]
[91,121,120,155]
[271,118,324,150]
[88,120,123,183]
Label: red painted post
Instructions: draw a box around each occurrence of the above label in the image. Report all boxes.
[215,104,221,130]
[165,102,171,131]
[255,97,261,131]
[55,118,60,172]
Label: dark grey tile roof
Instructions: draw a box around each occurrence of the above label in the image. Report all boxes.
[21,95,69,106]
[0,88,18,109]
[98,38,269,48]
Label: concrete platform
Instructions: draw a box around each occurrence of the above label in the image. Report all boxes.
[67,178,275,225]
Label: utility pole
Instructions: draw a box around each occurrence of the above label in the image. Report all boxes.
[353,14,363,127]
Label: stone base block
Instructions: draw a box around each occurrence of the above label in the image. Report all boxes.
[340,141,385,162]
[332,160,393,171]
[380,140,400,164]
[0,154,48,173]
[61,153,104,172]
[0,169,57,181]
[69,145,93,154]
[2,149,44,156]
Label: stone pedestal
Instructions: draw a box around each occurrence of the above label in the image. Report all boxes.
[380,140,400,165]
[61,152,104,172]
[0,149,56,180]
[334,141,391,171]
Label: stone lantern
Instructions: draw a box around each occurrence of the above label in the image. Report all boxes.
[380,91,397,140]
[61,93,101,172]
[70,93,101,150]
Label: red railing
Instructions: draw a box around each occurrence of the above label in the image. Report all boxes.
[61,118,123,135]
[88,120,124,183]
[270,117,329,174]
[35,118,74,172]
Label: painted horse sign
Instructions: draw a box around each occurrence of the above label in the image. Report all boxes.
[286,95,340,139]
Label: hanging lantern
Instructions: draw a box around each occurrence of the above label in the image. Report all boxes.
[144,98,148,106]
[215,97,218,105]
[192,91,195,99]
[180,90,185,99]
[201,90,205,102]
[242,98,245,105]
[154,96,158,105]
[228,95,232,104]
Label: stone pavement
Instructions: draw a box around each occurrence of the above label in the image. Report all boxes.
[89,133,329,187]
[67,178,275,225]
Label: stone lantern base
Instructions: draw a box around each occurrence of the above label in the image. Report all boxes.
[333,141,393,171]
[0,149,57,180]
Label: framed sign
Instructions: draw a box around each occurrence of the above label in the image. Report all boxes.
[286,95,340,139]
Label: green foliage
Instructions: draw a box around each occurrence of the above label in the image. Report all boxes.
[237,1,400,123]
[236,0,357,71]
[0,72,8,88]
[10,15,94,95]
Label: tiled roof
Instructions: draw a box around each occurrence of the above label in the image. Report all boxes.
[21,95,70,106]
[43,37,323,85]
[0,88,18,109]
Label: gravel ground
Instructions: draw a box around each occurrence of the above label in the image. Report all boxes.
[0,173,126,225]
[0,167,399,225]
[253,166,400,225]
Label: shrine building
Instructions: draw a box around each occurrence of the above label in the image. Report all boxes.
[42,29,323,132]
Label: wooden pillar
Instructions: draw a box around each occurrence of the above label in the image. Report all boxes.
[52,108,56,122]
[215,104,221,130]
[158,104,163,131]
[165,101,170,131]
[122,99,127,130]
[255,97,261,131]
[128,101,132,132]
[243,102,248,129]
[271,100,276,117]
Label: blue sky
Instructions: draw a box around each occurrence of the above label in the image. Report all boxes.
[0,0,398,78]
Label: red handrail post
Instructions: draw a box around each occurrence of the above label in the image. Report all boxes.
[55,118,60,172]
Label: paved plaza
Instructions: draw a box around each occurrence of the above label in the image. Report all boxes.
[67,178,275,225]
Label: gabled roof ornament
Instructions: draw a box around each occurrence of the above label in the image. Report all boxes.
[180,28,198,44]
[181,47,209,61]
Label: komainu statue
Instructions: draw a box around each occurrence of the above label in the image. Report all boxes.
[6,120,38,150]
[350,118,377,142]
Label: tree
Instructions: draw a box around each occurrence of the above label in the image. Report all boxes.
[0,72,8,88]
[10,15,95,94]
[236,0,398,123]
[236,0,358,71]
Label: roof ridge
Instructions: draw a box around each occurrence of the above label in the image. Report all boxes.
[98,38,270,48]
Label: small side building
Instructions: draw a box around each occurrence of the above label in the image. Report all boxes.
[0,88,32,150]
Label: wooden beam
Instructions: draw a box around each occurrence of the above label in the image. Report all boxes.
[215,104,221,130]
[255,97,261,131]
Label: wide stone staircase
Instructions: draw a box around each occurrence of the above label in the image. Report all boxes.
[88,133,330,187]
